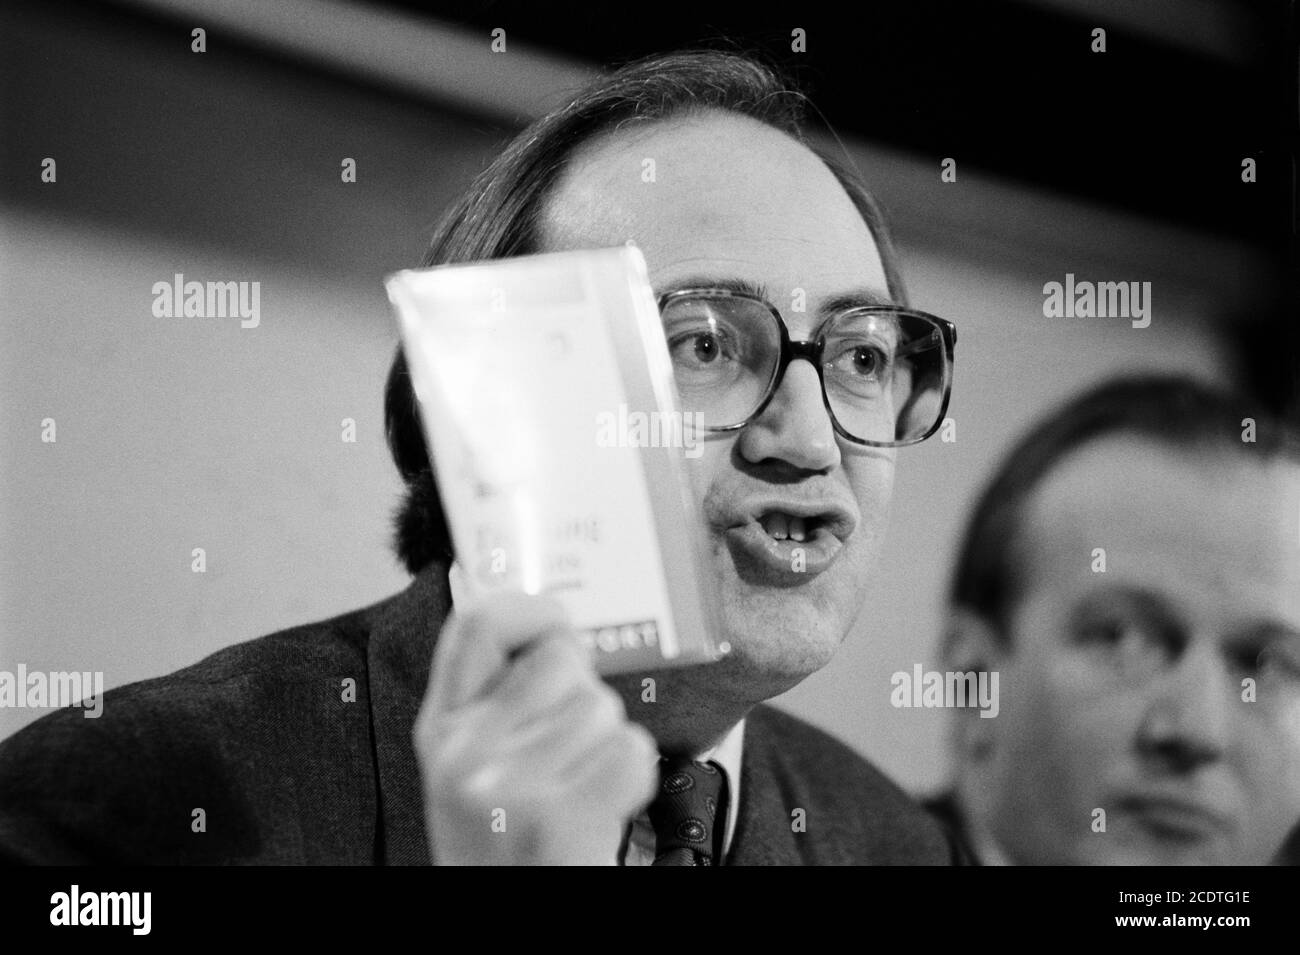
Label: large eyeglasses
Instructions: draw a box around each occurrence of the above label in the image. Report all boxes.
[658,288,958,447]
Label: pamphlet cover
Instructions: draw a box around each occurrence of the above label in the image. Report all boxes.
[386,246,721,674]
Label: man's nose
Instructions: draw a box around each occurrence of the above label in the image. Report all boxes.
[736,359,840,471]
[1136,639,1233,772]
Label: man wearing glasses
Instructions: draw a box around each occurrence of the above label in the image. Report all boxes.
[407,51,957,867]
[0,50,959,865]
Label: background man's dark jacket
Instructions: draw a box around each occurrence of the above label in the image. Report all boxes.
[0,563,958,864]
[924,791,981,866]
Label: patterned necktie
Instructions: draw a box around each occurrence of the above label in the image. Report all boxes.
[647,757,727,866]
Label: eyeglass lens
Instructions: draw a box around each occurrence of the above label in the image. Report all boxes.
[660,295,948,444]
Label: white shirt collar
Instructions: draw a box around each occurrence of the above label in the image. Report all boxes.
[964,807,1015,866]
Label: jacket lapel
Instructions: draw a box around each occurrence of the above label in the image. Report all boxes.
[365,560,453,865]
[727,708,804,865]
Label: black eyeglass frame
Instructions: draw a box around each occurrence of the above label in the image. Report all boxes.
[656,287,958,448]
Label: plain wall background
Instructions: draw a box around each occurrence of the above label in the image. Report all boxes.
[0,0,1249,792]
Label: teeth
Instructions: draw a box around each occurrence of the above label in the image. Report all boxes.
[760,512,789,540]
[759,513,812,542]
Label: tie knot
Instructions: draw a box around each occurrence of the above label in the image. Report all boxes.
[647,757,727,865]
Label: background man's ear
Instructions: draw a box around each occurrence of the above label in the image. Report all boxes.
[940,607,1005,673]
[940,608,1007,763]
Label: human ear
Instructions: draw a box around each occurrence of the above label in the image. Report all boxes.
[941,607,1007,670]
[940,608,1008,761]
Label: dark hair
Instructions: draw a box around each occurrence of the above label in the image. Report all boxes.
[385,49,908,574]
[949,374,1298,635]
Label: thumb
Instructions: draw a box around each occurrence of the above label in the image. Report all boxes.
[424,591,577,714]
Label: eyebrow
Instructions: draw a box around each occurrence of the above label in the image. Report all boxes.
[654,275,895,315]
[1071,585,1181,631]
[1072,586,1300,649]
[1229,621,1300,648]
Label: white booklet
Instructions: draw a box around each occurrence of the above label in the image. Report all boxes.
[386,246,721,674]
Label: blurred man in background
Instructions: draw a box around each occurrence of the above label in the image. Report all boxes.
[929,376,1300,865]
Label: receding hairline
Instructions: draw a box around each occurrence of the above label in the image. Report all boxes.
[570,103,821,158]
[985,428,1296,626]
[536,105,880,257]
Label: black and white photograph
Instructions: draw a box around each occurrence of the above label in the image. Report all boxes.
[1,0,1297,934]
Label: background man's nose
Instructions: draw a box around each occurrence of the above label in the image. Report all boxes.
[736,360,841,472]
[1136,640,1234,773]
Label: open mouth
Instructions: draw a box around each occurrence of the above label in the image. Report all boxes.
[719,498,856,583]
[724,508,847,582]
[757,511,825,542]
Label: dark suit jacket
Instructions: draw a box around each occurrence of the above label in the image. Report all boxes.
[0,562,957,865]
[923,790,981,866]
